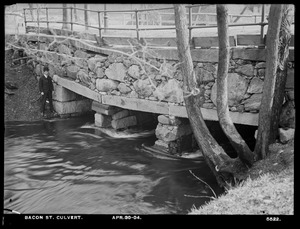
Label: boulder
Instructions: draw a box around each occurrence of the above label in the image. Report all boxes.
[242,93,262,111]
[279,101,295,128]
[74,58,88,70]
[57,44,72,56]
[153,79,183,103]
[158,115,182,125]
[118,83,132,94]
[235,64,254,77]
[112,110,129,120]
[96,79,119,92]
[74,50,89,59]
[247,77,264,94]
[111,116,137,130]
[66,65,80,80]
[76,70,90,86]
[105,63,127,82]
[155,123,192,142]
[95,113,112,128]
[285,68,294,89]
[160,62,176,78]
[196,67,214,83]
[279,128,295,143]
[96,68,105,79]
[211,73,249,106]
[133,78,154,98]
[127,65,140,79]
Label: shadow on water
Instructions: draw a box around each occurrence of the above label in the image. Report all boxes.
[4,115,223,214]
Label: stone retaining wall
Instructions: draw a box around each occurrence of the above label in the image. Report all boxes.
[29,37,294,117]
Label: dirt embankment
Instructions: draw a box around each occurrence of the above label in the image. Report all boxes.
[5,49,43,122]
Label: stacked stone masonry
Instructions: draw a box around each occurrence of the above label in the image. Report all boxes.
[26,35,294,116]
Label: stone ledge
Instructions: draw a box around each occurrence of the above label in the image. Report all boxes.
[101,95,169,115]
[56,76,102,103]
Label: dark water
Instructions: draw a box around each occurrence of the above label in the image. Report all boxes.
[4,115,223,214]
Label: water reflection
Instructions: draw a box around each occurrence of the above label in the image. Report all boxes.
[4,116,223,214]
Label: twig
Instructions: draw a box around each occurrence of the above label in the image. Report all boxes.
[184,194,215,199]
[189,170,217,198]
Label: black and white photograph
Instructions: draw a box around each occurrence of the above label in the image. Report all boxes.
[4,3,294,225]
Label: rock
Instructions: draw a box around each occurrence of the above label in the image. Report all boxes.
[286,90,294,101]
[92,102,120,115]
[52,74,59,83]
[112,110,129,120]
[105,63,126,82]
[203,63,217,75]
[279,101,295,128]
[87,58,97,72]
[5,82,18,90]
[279,128,295,143]
[76,70,90,86]
[196,67,214,83]
[57,44,72,55]
[96,68,105,79]
[285,68,294,89]
[202,103,215,109]
[255,62,266,69]
[242,93,262,111]
[153,79,183,103]
[35,64,42,76]
[247,77,264,94]
[127,65,140,79]
[45,52,59,64]
[89,83,96,91]
[74,50,89,59]
[235,64,254,77]
[158,115,182,125]
[155,123,192,142]
[211,73,249,107]
[128,91,138,98]
[74,58,88,70]
[257,69,265,77]
[133,78,154,98]
[94,54,107,63]
[160,62,176,78]
[111,116,137,130]
[118,83,132,94]
[96,79,119,92]
[95,113,112,128]
[66,65,80,80]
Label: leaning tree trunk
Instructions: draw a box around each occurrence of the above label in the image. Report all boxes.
[174,4,243,188]
[62,4,70,30]
[216,5,256,167]
[254,5,284,159]
[269,5,292,144]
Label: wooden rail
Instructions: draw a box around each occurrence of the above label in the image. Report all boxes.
[23,4,274,47]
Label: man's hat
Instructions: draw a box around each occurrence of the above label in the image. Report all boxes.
[43,66,49,72]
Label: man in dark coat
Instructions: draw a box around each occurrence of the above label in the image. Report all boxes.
[39,66,56,117]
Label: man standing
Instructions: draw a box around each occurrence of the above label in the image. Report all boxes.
[39,66,56,117]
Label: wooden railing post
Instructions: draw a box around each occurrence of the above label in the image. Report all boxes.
[98,11,102,38]
[46,8,49,29]
[70,6,73,31]
[259,4,265,47]
[23,8,27,32]
[135,9,140,41]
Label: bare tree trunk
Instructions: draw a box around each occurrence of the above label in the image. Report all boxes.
[216,5,256,167]
[254,5,284,159]
[174,4,242,188]
[62,4,70,30]
[84,4,90,31]
[269,5,292,144]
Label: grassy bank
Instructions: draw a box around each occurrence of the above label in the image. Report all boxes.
[189,140,294,215]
